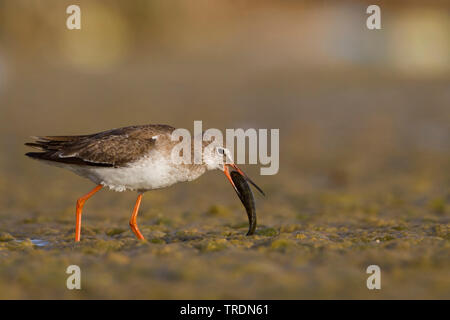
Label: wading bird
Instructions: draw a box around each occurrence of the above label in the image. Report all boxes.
[25,124,264,242]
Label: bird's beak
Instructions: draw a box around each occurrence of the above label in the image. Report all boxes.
[223,163,265,196]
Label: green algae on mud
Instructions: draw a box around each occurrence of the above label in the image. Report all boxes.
[1,172,448,299]
[0,209,448,299]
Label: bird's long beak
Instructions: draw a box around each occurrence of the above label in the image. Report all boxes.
[223,163,265,196]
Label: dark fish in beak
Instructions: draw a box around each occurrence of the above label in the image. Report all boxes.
[230,170,258,236]
[223,163,265,197]
[223,163,264,235]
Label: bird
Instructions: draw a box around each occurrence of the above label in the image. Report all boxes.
[25,124,264,242]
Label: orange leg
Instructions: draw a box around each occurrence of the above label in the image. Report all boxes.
[129,194,145,240]
[75,184,102,242]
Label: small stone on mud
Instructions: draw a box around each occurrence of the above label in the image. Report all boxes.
[0,232,15,242]
[296,233,307,240]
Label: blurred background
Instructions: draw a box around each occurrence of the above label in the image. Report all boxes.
[0,0,449,299]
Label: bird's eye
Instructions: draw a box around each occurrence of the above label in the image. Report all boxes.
[217,147,225,155]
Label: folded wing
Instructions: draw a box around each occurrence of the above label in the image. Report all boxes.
[25,124,175,167]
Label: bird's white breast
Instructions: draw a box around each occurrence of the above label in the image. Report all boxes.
[64,152,206,192]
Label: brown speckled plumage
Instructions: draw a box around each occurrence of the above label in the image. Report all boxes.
[25,124,176,167]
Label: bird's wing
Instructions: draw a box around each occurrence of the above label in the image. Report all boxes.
[25,124,175,167]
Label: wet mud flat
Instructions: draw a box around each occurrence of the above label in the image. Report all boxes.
[0,193,448,299]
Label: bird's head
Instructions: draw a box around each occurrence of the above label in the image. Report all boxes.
[203,146,265,196]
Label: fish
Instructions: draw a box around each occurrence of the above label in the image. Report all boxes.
[230,170,258,235]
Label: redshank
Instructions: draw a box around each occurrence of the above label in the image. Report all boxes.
[25,124,264,241]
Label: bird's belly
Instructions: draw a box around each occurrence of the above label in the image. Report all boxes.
[71,155,205,192]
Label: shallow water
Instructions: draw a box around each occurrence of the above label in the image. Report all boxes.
[14,239,50,247]
[31,239,50,247]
